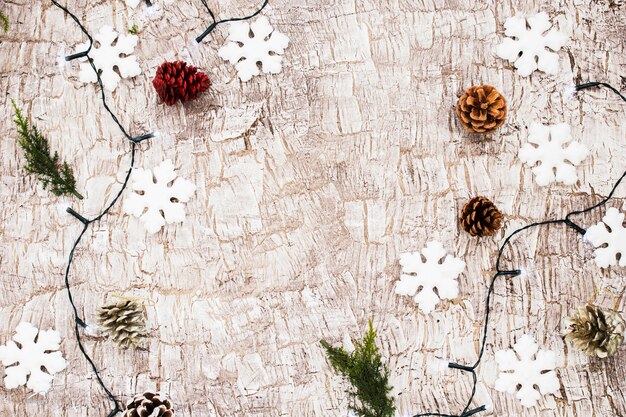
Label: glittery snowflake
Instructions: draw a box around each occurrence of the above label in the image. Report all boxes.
[395,241,465,314]
[218,16,289,82]
[496,12,568,76]
[0,322,67,394]
[75,25,141,91]
[518,122,588,186]
[585,207,626,268]
[123,159,197,234]
[494,334,560,407]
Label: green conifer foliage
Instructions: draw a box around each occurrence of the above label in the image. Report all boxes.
[0,10,7,33]
[12,100,83,199]
[321,320,396,417]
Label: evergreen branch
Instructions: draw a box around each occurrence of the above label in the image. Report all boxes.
[321,320,396,417]
[11,100,84,199]
[0,10,8,33]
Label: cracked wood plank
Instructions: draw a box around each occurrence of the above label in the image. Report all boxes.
[0,0,624,416]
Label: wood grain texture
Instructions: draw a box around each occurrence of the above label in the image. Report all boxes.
[0,0,624,416]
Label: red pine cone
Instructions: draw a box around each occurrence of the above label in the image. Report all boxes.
[152,61,211,106]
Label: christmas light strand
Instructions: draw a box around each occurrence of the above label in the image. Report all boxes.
[35,2,626,416]
[196,0,269,43]
[412,83,625,417]
[51,1,155,416]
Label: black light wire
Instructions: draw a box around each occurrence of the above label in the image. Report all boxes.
[50,1,155,415]
[575,82,626,102]
[412,82,626,417]
[195,0,269,43]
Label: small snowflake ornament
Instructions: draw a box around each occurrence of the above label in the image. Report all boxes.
[496,12,568,76]
[75,25,141,91]
[395,241,465,313]
[518,122,588,186]
[494,334,559,408]
[123,159,197,234]
[0,322,67,394]
[218,16,289,82]
[585,207,626,268]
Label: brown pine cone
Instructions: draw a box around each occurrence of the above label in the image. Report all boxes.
[460,196,503,237]
[456,85,507,134]
[123,392,174,417]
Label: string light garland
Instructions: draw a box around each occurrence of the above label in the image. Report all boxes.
[51,1,155,416]
[196,0,269,43]
[23,2,626,416]
[411,83,625,417]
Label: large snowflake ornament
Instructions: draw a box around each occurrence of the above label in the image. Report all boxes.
[494,334,560,407]
[395,241,465,314]
[496,12,568,76]
[218,16,290,82]
[75,25,141,91]
[585,207,626,268]
[518,122,588,186]
[0,322,67,394]
[123,159,197,234]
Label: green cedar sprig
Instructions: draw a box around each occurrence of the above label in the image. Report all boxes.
[321,320,396,417]
[11,100,83,199]
[0,10,8,32]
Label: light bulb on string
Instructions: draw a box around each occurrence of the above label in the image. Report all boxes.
[436,357,450,373]
[84,324,98,336]
[57,47,68,72]
[143,3,162,19]
[562,83,578,100]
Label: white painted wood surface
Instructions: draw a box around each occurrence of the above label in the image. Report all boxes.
[0,0,624,416]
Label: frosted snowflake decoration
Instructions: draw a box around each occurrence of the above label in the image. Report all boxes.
[585,207,626,268]
[494,334,559,407]
[518,122,588,186]
[123,159,197,234]
[395,241,465,314]
[218,16,290,82]
[0,322,67,394]
[75,25,141,91]
[496,12,568,76]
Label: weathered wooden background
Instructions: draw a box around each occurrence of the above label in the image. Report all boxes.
[0,0,624,416]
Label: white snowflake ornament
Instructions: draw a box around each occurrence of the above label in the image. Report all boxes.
[518,122,588,186]
[494,334,560,407]
[125,0,140,8]
[395,241,465,314]
[0,322,67,395]
[218,16,289,82]
[123,159,197,234]
[496,12,568,76]
[585,207,626,268]
[75,25,141,91]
